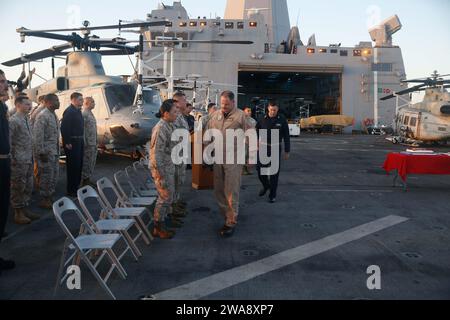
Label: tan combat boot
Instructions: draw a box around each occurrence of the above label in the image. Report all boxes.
[24,207,40,221]
[152,222,175,239]
[14,209,31,225]
[38,197,53,210]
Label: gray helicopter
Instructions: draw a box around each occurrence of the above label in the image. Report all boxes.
[381,71,450,145]
[2,20,167,156]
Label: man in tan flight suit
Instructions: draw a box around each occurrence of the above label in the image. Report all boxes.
[9,96,40,224]
[207,91,254,237]
[81,97,97,187]
[33,94,61,209]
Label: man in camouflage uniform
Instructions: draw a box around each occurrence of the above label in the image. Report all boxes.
[9,97,40,224]
[149,99,179,239]
[172,92,189,217]
[81,97,97,187]
[30,96,46,191]
[33,94,61,209]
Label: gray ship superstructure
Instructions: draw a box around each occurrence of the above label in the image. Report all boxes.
[142,0,408,131]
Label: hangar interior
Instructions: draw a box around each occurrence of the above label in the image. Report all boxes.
[238,71,342,120]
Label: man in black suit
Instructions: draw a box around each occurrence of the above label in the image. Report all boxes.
[0,69,16,275]
[256,100,291,203]
[61,92,84,197]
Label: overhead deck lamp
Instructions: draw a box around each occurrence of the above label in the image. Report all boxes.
[189,21,198,27]
[307,48,315,54]
[319,48,327,53]
[249,22,257,27]
[179,22,187,27]
[200,21,208,27]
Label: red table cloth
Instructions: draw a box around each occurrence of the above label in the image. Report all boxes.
[383,153,450,181]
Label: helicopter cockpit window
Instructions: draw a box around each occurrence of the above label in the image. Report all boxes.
[143,90,161,105]
[105,85,135,113]
[403,116,410,126]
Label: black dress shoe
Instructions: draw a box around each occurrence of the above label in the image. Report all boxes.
[219,225,235,238]
[259,188,269,197]
[269,197,277,203]
[0,258,16,271]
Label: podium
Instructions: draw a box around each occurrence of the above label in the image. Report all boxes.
[191,133,214,190]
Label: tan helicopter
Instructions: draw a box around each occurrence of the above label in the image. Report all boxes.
[2,20,167,157]
[381,71,450,145]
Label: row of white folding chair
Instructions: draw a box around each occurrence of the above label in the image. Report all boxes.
[77,186,145,260]
[96,177,154,243]
[53,198,130,300]
[53,174,156,300]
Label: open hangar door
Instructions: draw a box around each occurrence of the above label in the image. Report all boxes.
[238,64,343,121]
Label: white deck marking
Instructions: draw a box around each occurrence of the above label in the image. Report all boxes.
[298,189,394,193]
[153,215,408,300]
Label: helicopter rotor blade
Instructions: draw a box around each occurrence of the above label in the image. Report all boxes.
[415,84,450,92]
[2,43,73,67]
[401,79,430,83]
[17,21,168,34]
[380,84,425,101]
[97,44,138,54]
[17,30,81,43]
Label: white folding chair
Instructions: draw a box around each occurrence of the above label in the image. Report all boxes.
[53,198,128,300]
[97,178,153,243]
[125,165,157,198]
[114,171,156,207]
[77,186,144,260]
